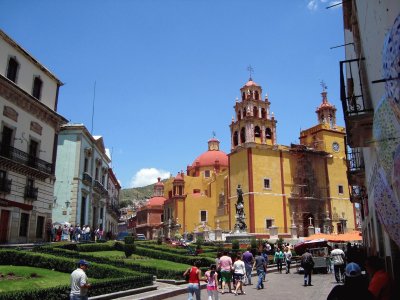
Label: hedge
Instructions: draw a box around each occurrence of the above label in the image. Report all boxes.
[135,246,214,267]
[34,245,184,280]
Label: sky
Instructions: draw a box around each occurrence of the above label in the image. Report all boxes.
[0,0,344,189]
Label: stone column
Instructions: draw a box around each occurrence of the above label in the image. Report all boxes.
[290,225,298,238]
[269,226,278,237]
[214,219,222,241]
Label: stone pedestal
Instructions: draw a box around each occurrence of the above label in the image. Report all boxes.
[269,226,278,237]
[193,231,198,242]
[290,225,297,238]
[308,225,315,236]
[204,229,209,241]
[214,228,222,241]
[225,232,255,244]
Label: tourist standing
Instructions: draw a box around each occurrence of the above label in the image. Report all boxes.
[232,254,246,295]
[274,247,284,273]
[253,251,267,290]
[218,250,233,294]
[62,225,70,241]
[85,225,91,241]
[242,247,254,285]
[183,260,202,300]
[301,249,314,286]
[365,256,393,300]
[215,252,222,289]
[204,264,219,300]
[70,259,91,300]
[327,262,373,300]
[331,244,346,283]
[284,246,292,274]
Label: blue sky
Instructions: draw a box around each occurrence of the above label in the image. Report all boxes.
[0,0,344,188]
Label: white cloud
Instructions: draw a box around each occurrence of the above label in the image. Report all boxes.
[130,168,171,188]
[307,0,318,11]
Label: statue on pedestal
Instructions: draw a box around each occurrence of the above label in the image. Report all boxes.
[234,185,247,233]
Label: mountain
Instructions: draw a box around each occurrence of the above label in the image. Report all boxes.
[120,184,155,204]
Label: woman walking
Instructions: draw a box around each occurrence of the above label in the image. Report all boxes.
[232,254,246,295]
[274,248,284,273]
[204,264,219,300]
[183,260,202,300]
[284,247,292,274]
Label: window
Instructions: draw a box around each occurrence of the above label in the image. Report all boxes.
[36,216,44,238]
[240,127,246,143]
[254,126,261,138]
[263,178,271,189]
[338,185,344,195]
[233,131,238,146]
[266,219,273,229]
[204,170,210,178]
[84,157,89,173]
[95,167,99,180]
[6,57,19,82]
[200,210,207,222]
[32,77,42,99]
[266,128,272,139]
[19,213,29,237]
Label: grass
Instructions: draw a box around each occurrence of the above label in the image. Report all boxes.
[89,250,189,271]
[0,266,70,292]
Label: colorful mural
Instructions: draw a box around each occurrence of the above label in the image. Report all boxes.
[372,13,400,248]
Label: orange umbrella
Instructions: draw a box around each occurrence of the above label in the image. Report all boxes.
[304,231,362,242]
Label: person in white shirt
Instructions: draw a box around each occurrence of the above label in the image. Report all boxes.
[330,244,346,283]
[70,259,91,300]
[284,247,293,274]
[232,254,246,295]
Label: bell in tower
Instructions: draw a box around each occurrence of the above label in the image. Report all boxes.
[315,81,337,129]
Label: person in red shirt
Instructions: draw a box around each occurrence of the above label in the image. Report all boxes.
[183,260,202,300]
[365,256,393,300]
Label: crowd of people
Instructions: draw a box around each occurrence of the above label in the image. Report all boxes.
[48,224,109,242]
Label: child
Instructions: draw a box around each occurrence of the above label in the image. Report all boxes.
[204,264,219,300]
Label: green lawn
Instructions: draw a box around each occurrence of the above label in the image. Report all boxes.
[90,250,189,271]
[0,266,70,292]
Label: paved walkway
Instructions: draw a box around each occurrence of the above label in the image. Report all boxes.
[114,271,339,300]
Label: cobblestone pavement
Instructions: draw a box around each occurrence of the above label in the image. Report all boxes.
[167,271,339,300]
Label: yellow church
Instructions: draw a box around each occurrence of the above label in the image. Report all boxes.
[162,78,356,238]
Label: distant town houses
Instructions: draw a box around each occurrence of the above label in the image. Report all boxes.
[0,29,121,243]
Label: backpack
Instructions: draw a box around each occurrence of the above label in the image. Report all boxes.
[302,254,314,268]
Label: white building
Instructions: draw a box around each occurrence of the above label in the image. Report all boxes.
[340,0,400,280]
[106,167,121,238]
[0,30,67,243]
[53,124,111,234]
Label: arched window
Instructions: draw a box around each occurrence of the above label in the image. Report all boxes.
[254,126,261,138]
[6,57,19,83]
[233,131,239,146]
[255,90,259,100]
[237,110,241,121]
[261,108,266,119]
[266,128,272,139]
[240,127,246,144]
[253,106,258,117]
[242,92,245,100]
[32,76,43,99]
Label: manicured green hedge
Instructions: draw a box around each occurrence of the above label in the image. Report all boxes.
[135,246,214,267]
[34,245,184,280]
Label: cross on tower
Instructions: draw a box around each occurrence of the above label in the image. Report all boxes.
[308,216,313,226]
[247,65,254,80]
[320,80,328,92]
[212,131,216,138]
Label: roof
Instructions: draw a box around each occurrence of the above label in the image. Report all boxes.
[243,79,260,87]
[191,149,228,168]
[147,196,166,207]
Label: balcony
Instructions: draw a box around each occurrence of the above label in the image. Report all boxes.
[0,142,53,179]
[82,172,92,186]
[340,58,373,148]
[0,179,12,193]
[93,179,108,196]
[346,147,365,186]
[349,185,366,204]
[24,186,38,200]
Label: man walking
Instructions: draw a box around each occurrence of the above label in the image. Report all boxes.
[242,247,254,285]
[301,249,314,286]
[330,244,346,283]
[70,259,91,300]
[253,251,267,290]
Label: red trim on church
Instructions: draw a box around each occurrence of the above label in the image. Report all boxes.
[228,154,231,229]
[324,157,333,219]
[247,148,255,233]
[279,151,288,233]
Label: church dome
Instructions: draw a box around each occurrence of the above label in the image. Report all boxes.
[147,196,166,207]
[191,149,228,168]
[243,79,259,87]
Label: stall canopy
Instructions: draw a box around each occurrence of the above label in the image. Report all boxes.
[304,231,362,242]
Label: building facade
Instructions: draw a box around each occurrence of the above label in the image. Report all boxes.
[53,124,111,232]
[163,79,356,239]
[106,168,120,238]
[340,0,400,280]
[0,30,67,243]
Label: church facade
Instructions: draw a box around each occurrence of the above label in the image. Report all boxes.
[162,78,356,238]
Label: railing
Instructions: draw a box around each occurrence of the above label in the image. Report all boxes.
[0,142,52,174]
[0,179,12,193]
[346,148,365,172]
[93,179,108,195]
[24,186,38,200]
[82,172,92,185]
[339,58,373,117]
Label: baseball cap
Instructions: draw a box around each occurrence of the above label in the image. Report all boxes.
[345,262,361,277]
[77,259,90,266]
